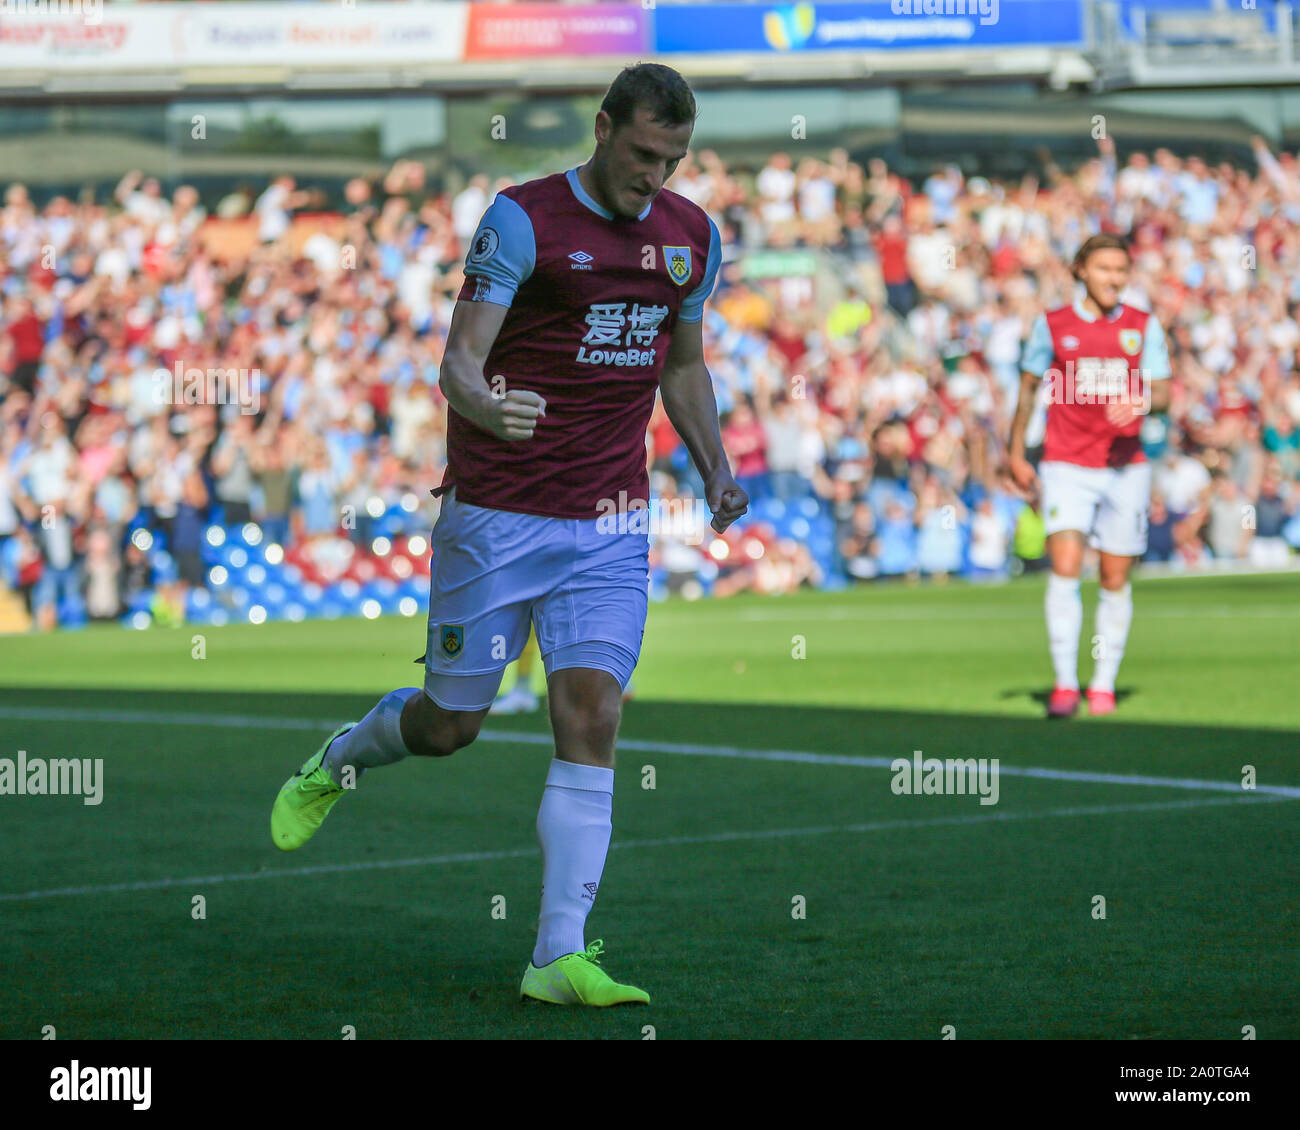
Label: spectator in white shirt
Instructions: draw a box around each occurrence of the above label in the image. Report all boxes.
[1156,450,1212,518]
[756,152,797,229]
[255,176,312,244]
[115,171,170,228]
[452,175,491,247]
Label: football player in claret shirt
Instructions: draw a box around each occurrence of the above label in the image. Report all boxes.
[271,64,748,1005]
[1008,234,1171,718]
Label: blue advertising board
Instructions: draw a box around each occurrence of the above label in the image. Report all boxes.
[654,0,1086,54]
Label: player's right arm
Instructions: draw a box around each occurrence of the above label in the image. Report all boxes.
[439,191,546,442]
[440,301,545,441]
[1007,370,1041,491]
[1008,312,1052,490]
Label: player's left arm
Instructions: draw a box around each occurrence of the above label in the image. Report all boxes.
[658,215,747,533]
[1143,315,1172,414]
[659,316,748,533]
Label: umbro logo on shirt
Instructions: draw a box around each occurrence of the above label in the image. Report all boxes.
[569,250,594,270]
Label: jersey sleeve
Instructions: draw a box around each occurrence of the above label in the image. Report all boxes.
[460,193,535,307]
[1141,314,1171,380]
[677,216,722,324]
[1019,313,1054,378]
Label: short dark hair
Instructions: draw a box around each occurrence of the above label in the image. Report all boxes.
[601,63,697,132]
[1072,233,1130,277]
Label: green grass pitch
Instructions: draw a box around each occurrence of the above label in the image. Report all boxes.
[0,572,1296,1039]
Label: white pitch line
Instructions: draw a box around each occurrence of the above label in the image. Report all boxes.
[712,604,1300,623]
[2,705,1298,798]
[0,793,1286,903]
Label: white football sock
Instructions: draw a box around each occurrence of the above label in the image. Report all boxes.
[322,687,421,785]
[532,758,614,968]
[1089,584,1133,694]
[1045,572,1082,691]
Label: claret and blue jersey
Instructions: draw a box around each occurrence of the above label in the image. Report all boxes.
[440,166,722,519]
[1020,299,1171,469]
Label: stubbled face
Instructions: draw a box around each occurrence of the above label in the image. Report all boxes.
[594,105,692,219]
[1078,247,1130,310]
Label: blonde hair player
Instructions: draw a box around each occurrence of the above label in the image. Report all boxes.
[270,63,746,1006]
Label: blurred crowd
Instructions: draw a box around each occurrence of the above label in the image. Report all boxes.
[3,134,1300,629]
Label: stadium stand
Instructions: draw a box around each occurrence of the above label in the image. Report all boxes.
[4,131,1299,631]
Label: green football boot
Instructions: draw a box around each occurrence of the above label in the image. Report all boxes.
[520,940,650,1006]
[270,725,353,852]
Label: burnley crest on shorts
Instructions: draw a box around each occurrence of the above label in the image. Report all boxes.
[663,245,691,286]
[441,624,465,660]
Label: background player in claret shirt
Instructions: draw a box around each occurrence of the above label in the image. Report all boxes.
[270,64,748,1006]
[1007,234,1171,718]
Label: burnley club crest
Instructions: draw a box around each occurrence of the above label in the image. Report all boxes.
[663,245,692,286]
[440,624,464,660]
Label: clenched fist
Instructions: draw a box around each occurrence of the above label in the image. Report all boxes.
[484,387,547,442]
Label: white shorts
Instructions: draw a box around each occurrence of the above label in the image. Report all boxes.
[420,488,649,711]
[1040,460,1151,557]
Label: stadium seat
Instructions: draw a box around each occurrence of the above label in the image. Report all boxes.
[127,591,154,616]
[233,523,265,549]
[397,577,429,603]
[378,513,409,539]
[58,594,88,628]
[151,551,179,585]
[360,578,401,614]
[315,599,339,620]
